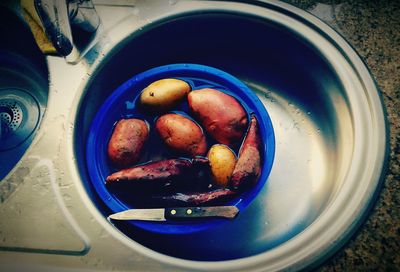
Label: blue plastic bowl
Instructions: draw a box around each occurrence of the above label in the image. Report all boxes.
[86,64,275,234]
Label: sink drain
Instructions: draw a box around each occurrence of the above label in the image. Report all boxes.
[0,100,23,133]
[0,88,41,151]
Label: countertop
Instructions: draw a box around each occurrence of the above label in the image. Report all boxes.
[283,0,400,270]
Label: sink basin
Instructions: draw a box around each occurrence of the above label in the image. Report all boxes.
[76,11,348,259]
[71,2,388,269]
[0,1,386,271]
[0,7,48,180]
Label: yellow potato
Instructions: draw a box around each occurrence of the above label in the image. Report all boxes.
[139,78,191,113]
[207,144,237,187]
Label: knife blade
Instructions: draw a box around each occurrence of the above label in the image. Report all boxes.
[108,206,239,221]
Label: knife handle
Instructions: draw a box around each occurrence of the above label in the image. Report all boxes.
[165,206,239,220]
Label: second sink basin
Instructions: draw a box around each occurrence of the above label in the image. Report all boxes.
[0,7,48,180]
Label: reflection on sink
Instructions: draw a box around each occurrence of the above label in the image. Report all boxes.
[0,7,48,180]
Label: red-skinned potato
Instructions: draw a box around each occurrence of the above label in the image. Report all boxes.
[231,114,262,190]
[155,113,207,157]
[107,118,149,169]
[188,88,248,146]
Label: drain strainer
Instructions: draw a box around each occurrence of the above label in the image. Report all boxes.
[0,100,23,133]
[0,88,41,151]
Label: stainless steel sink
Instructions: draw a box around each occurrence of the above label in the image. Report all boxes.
[0,1,389,271]
[0,7,48,180]
[75,10,350,260]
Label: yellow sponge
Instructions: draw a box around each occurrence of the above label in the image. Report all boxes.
[20,0,57,54]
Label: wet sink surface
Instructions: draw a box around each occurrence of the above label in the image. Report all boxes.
[74,12,354,261]
[0,1,388,271]
[0,8,48,180]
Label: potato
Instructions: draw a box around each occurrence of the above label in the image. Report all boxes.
[207,144,237,187]
[155,113,207,157]
[139,78,191,113]
[231,114,262,190]
[161,189,237,205]
[107,118,149,168]
[106,158,192,185]
[106,158,212,193]
[188,88,248,146]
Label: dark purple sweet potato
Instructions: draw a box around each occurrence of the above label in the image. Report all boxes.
[188,88,248,146]
[107,118,149,169]
[160,189,237,205]
[106,157,212,192]
[231,114,262,190]
[106,158,192,185]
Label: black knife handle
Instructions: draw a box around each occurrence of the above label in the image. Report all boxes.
[165,206,239,220]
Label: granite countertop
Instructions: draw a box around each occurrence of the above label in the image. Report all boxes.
[283,0,400,270]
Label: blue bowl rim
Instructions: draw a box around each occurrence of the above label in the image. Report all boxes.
[86,63,275,234]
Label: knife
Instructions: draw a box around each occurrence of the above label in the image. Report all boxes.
[108,206,239,221]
